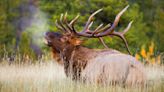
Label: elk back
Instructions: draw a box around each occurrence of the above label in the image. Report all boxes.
[81,53,146,86]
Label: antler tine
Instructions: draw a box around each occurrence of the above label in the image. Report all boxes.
[98,37,109,49]
[58,13,69,32]
[82,9,103,33]
[89,23,111,35]
[108,21,133,54]
[96,5,129,36]
[63,12,68,23]
[97,23,111,33]
[86,23,111,34]
[63,12,74,33]
[86,23,103,34]
[91,23,103,35]
[94,24,110,49]
[123,21,133,34]
[110,32,131,54]
[63,14,80,34]
[86,23,109,48]
[55,20,66,32]
[69,14,80,26]
[87,21,94,31]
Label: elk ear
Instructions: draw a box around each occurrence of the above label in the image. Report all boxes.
[69,38,82,46]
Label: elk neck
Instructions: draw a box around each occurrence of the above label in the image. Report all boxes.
[51,43,75,63]
[53,44,96,80]
[60,44,80,79]
[60,45,95,64]
[51,48,62,65]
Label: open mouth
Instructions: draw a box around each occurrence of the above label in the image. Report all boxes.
[44,37,52,46]
[44,33,52,46]
[43,38,48,45]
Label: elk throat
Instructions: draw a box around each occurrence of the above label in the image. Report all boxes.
[59,45,94,80]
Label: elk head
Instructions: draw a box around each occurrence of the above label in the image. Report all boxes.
[45,32,82,52]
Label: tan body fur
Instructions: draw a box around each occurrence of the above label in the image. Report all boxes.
[51,45,146,86]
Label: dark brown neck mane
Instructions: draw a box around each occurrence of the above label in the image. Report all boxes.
[52,45,96,80]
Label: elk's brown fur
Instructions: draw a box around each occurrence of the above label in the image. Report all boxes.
[51,48,63,65]
[45,5,146,86]
[45,32,146,86]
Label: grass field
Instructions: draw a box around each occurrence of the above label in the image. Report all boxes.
[0,61,164,92]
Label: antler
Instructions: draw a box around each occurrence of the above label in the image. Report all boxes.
[55,5,132,54]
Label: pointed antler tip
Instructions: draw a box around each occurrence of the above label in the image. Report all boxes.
[99,8,103,11]
[91,8,103,17]
[126,5,130,8]
[124,5,129,10]
[77,14,80,17]
[130,20,133,24]
[128,21,133,26]
[97,8,103,12]
[65,12,67,16]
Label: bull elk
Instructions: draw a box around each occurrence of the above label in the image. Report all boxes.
[44,5,146,86]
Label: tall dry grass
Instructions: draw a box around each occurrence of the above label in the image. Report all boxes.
[0,61,163,92]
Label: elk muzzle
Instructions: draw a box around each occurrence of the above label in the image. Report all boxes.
[44,32,53,46]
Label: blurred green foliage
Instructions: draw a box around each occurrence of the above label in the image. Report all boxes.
[0,0,163,61]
